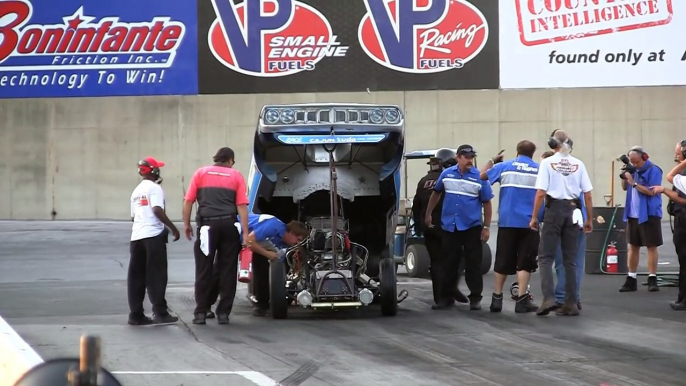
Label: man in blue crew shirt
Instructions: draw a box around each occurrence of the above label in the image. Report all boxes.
[618,146,664,293]
[480,140,540,313]
[425,144,494,311]
[203,214,308,321]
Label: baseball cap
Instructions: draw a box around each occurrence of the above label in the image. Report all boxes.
[457,144,477,157]
[142,156,165,168]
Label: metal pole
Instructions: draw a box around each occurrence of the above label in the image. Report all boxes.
[80,335,102,386]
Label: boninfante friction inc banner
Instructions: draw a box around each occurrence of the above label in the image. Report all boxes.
[0,0,198,98]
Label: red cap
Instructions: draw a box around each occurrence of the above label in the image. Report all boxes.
[143,157,165,168]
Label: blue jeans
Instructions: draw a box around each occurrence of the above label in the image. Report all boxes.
[554,230,586,304]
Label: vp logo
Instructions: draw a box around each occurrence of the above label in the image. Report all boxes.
[362,0,448,70]
[210,0,295,73]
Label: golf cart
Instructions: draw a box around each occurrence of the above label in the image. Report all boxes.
[393,149,493,278]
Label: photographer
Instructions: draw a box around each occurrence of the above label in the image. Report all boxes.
[651,141,686,310]
[618,146,663,293]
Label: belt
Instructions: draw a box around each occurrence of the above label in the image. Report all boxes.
[199,215,236,222]
[546,195,581,208]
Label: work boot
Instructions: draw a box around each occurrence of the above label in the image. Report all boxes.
[192,313,207,325]
[619,276,637,292]
[489,293,503,312]
[647,276,659,292]
[153,313,179,324]
[670,300,686,311]
[536,298,558,316]
[217,314,230,325]
[514,293,538,313]
[555,302,580,316]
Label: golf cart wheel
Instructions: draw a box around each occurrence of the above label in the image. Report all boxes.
[481,242,493,276]
[379,257,398,317]
[269,260,288,319]
[405,244,430,278]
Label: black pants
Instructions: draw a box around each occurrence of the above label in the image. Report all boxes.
[539,199,580,303]
[193,219,241,315]
[423,226,444,304]
[440,226,483,303]
[252,252,271,309]
[674,215,686,302]
[128,233,169,318]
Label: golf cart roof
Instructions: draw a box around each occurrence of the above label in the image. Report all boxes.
[403,149,456,160]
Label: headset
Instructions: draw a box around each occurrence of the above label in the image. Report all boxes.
[137,159,160,178]
[680,139,686,160]
[628,146,649,161]
[547,129,571,149]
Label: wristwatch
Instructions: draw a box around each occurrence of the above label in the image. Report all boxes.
[483,225,490,229]
[633,182,638,187]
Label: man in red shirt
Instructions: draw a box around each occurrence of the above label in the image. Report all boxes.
[183,147,250,325]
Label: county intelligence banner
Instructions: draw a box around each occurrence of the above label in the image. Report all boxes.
[499,0,686,89]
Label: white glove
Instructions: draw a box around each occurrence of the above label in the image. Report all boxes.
[572,208,583,228]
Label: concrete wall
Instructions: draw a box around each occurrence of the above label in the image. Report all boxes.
[1,87,683,221]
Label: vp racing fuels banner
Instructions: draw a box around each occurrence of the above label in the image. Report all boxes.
[0,0,198,98]
[197,0,499,94]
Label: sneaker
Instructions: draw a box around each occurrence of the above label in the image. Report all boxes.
[153,313,178,324]
[192,313,207,325]
[489,294,503,313]
[128,316,154,326]
[217,314,230,325]
[431,299,455,310]
[670,300,686,311]
[647,276,659,292]
[514,294,538,313]
[619,276,637,292]
[555,302,580,316]
[252,307,267,317]
[206,309,215,319]
[536,298,558,316]
[454,289,469,304]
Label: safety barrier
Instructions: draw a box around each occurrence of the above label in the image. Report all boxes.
[0,315,44,386]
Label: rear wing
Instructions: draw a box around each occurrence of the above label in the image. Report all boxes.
[257,103,405,137]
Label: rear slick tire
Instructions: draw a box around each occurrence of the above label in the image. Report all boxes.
[269,260,288,319]
[379,257,398,317]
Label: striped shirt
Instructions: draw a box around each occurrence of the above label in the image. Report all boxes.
[486,155,539,228]
[434,165,494,232]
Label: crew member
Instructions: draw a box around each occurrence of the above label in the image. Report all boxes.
[426,144,494,311]
[128,157,180,326]
[618,146,663,293]
[480,141,540,313]
[530,130,593,316]
[651,141,686,310]
[183,147,250,325]
[540,139,588,311]
[412,149,468,306]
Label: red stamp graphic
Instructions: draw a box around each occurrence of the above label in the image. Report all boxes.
[515,0,674,46]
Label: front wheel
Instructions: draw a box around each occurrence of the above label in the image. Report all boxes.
[379,258,398,317]
[269,260,288,319]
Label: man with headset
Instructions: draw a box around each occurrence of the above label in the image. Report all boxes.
[530,130,593,316]
[618,146,663,293]
[412,149,468,306]
[128,157,180,326]
[651,140,686,310]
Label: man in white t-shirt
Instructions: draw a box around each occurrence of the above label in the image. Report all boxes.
[530,130,593,317]
[128,157,180,326]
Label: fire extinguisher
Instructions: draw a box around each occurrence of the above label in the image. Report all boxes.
[238,247,253,283]
[606,242,618,273]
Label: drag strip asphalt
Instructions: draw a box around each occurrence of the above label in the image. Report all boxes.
[0,221,684,386]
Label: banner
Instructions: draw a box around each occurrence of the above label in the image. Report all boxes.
[500,0,684,89]
[197,0,499,94]
[0,0,198,99]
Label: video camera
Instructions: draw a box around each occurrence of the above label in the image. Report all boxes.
[617,154,637,180]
